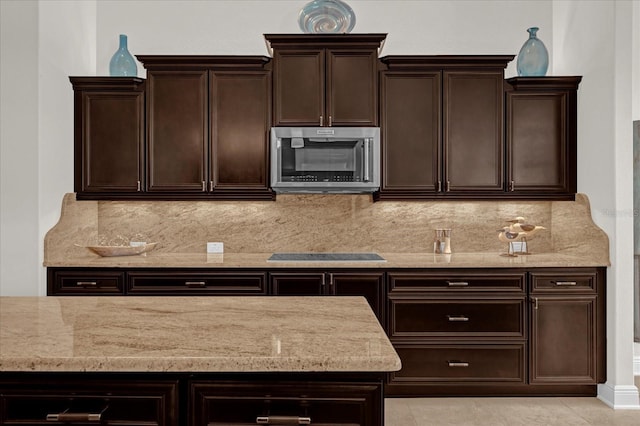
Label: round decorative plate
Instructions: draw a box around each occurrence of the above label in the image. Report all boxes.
[298,0,356,34]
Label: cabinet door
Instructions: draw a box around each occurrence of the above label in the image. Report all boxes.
[507,92,574,195]
[147,70,208,192]
[270,272,326,295]
[327,49,378,126]
[530,295,599,384]
[444,71,504,193]
[331,272,384,322]
[379,72,441,198]
[273,49,324,126]
[210,71,272,197]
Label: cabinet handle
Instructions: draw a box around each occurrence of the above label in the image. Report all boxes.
[447,281,469,287]
[137,180,141,192]
[185,281,206,288]
[321,274,326,287]
[328,115,332,127]
[531,296,539,310]
[47,406,107,422]
[76,281,97,287]
[553,281,577,286]
[256,416,311,425]
[437,181,442,192]
[445,180,451,192]
[509,180,515,192]
[363,138,370,182]
[320,115,324,126]
[201,181,206,192]
[447,361,469,367]
[447,315,469,322]
[328,273,334,293]
[209,181,213,192]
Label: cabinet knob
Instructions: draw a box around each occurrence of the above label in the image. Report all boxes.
[256,416,311,425]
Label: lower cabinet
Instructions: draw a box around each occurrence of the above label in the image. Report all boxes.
[386,268,605,396]
[0,377,178,425]
[190,380,382,426]
[0,374,383,426]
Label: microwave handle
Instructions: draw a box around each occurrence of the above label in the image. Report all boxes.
[363,138,370,182]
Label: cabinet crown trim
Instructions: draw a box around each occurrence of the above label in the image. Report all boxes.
[380,55,515,69]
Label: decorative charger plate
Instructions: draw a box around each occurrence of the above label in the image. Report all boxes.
[298,0,356,34]
[80,242,158,257]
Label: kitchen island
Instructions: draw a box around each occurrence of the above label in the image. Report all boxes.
[0,296,400,425]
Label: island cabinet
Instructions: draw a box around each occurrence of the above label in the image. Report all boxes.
[270,271,385,322]
[376,56,513,200]
[505,77,581,199]
[265,34,386,127]
[137,56,273,200]
[385,267,606,396]
[70,77,145,200]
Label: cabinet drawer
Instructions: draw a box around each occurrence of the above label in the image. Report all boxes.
[531,270,597,293]
[191,381,382,426]
[128,271,267,295]
[0,379,177,425]
[47,269,124,295]
[389,298,525,338]
[389,272,525,292]
[389,343,526,384]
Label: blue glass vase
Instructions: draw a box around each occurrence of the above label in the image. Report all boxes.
[516,27,549,77]
[109,34,137,77]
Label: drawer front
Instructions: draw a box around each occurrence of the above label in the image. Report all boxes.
[389,272,525,293]
[127,272,267,295]
[531,270,597,293]
[0,380,178,425]
[47,269,124,295]
[191,381,382,426]
[389,298,525,338]
[389,343,526,384]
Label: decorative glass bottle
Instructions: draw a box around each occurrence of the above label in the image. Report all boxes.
[109,34,137,77]
[516,27,549,77]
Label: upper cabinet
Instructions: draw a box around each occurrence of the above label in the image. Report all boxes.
[377,56,513,200]
[505,77,581,199]
[138,56,273,200]
[265,34,386,127]
[70,77,145,199]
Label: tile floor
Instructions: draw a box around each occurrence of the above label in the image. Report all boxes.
[385,377,640,425]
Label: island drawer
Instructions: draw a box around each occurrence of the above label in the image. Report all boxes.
[127,270,267,295]
[190,381,382,426]
[47,268,124,295]
[531,269,599,293]
[388,271,526,293]
[388,343,526,384]
[388,298,526,338]
[0,378,178,425]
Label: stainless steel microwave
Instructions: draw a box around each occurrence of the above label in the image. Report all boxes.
[270,127,380,193]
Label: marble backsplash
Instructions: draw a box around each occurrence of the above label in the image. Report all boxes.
[44,193,609,264]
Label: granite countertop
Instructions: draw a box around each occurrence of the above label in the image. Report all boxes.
[0,296,401,373]
[43,251,610,268]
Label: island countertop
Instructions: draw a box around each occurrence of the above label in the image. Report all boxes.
[0,296,401,373]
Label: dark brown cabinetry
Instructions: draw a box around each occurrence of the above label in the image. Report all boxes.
[386,270,527,395]
[266,34,385,127]
[139,56,273,200]
[0,376,178,425]
[70,77,145,199]
[377,57,512,200]
[529,269,605,384]
[191,380,382,426]
[270,271,384,322]
[505,77,581,199]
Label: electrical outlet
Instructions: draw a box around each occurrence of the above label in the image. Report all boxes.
[207,242,224,253]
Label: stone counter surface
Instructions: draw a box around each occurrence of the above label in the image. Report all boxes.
[44,251,608,268]
[0,296,401,373]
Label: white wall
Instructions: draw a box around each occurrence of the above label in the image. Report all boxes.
[0,0,637,407]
